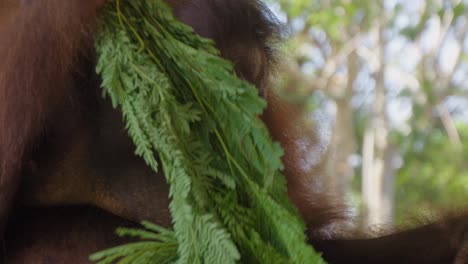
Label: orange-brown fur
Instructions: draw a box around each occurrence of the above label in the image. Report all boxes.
[0,1,467,263]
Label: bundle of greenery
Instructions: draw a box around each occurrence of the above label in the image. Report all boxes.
[90,1,324,263]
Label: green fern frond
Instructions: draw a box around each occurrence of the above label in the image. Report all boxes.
[92,0,325,263]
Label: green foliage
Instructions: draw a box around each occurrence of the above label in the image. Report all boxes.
[92,0,324,263]
[401,1,468,40]
[452,2,466,22]
[274,0,375,40]
[395,125,468,224]
[90,222,178,264]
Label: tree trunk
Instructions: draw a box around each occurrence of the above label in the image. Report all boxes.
[361,13,394,229]
[326,51,358,198]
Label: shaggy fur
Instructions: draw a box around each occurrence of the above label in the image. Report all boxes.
[0,0,100,234]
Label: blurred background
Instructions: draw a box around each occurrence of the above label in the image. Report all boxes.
[267,0,468,230]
